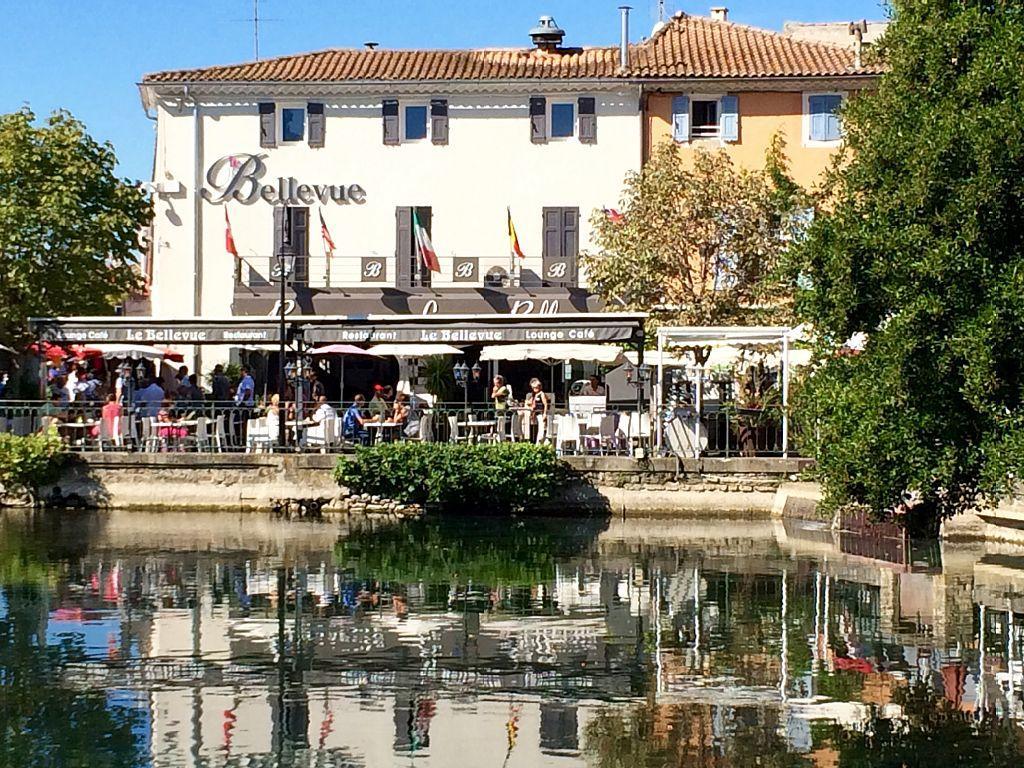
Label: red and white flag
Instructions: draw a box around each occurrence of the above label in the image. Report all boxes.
[224,208,239,258]
[319,209,336,260]
[412,210,440,273]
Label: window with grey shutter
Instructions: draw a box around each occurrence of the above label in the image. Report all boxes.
[578,97,596,144]
[290,208,309,286]
[395,207,413,286]
[307,102,325,148]
[382,100,399,145]
[530,97,547,144]
[430,99,449,145]
[542,207,579,286]
[272,207,309,287]
[259,102,277,148]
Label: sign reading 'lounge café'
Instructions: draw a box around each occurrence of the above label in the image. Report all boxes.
[203,153,366,206]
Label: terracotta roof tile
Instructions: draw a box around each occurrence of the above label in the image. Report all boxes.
[142,14,883,84]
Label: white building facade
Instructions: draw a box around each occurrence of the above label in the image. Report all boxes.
[139,16,645,369]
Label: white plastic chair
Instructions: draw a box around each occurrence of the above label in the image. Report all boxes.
[447,415,467,443]
[212,415,226,453]
[554,414,581,455]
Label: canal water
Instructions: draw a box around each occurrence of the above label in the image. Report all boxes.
[1,510,1022,767]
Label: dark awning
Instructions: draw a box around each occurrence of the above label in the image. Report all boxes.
[29,313,646,347]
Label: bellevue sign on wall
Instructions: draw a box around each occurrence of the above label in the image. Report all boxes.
[202,153,366,205]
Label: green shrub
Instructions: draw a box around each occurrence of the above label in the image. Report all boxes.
[334,442,560,512]
[0,430,66,504]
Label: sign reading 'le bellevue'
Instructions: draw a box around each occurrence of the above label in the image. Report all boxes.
[202,153,366,206]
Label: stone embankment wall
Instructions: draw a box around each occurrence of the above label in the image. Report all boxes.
[31,453,813,517]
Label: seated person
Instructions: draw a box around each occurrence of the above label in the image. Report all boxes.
[581,375,607,397]
[392,392,411,426]
[342,394,377,442]
[368,384,389,420]
[311,396,337,423]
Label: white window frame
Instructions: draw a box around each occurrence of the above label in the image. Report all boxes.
[279,103,306,144]
[400,102,430,143]
[803,91,845,147]
[548,101,577,140]
[690,96,723,141]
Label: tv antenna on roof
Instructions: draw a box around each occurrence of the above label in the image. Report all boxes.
[658,0,666,21]
[253,0,260,60]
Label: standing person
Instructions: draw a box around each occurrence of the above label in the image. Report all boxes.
[306,369,325,404]
[210,364,231,403]
[135,377,165,418]
[490,375,510,411]
[235,366,255,408]
[525,378,550,443]
[174,365,189,394]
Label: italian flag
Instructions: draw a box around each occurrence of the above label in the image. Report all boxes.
[413,209,440,273]
[224,207,239,259]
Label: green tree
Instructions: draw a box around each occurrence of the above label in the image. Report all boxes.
[791,0,1024,522]
[582,138,804,339]
[0,108,149,347]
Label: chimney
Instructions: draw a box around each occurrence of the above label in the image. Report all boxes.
[848,20,868,68]
[529,16,565,51]
[710,6,728,22]
[619,6,631,70]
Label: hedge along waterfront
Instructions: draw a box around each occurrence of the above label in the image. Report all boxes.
[0,430,65,505]
[334,442,561,513]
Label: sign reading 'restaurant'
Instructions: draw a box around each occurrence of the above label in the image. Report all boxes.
[202,153,366,206]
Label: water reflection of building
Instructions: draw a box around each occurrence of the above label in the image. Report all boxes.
[4,510,1024,767]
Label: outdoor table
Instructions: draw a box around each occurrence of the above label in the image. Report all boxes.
[458,419,497,443]
[366,421,400,444]
[59,420,94,447]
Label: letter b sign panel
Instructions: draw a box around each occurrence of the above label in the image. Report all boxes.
[361,257,386,283]
[452,256,479,283]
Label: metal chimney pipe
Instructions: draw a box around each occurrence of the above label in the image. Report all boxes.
[618,6,631,70]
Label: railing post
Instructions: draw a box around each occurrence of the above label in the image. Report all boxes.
[782,334,790,458]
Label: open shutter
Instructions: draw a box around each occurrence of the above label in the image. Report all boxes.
[430,99,449,145]
[577,97,596,144]
[273,206,287,257]
[307,102,325,148]
[719,94,739,142]
[259,102,277,148]
[671,95,690,143]
[416,206,432,286]
[530,97,547,144]
[291,208,309,286]
[382,99,399,145]
[395,207,413,286]
[561,208,579,285]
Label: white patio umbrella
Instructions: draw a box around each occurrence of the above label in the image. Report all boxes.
[479,343,625,364]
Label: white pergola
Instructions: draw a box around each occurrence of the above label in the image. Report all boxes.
[655,326,804,457]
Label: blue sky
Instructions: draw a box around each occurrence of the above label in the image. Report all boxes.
[0,0,888,181]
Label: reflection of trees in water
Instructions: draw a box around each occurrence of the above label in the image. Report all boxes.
[334,515,609,587]
[583,703,809,768]
[583,685,1024,768]
[827,683,1024,768]
[0,582,145,767]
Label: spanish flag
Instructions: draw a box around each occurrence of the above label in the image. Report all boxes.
[507,207,525,260]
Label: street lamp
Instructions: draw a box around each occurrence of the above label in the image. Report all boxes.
[453,361,479,417]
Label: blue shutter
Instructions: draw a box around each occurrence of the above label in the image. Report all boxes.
[824,95,842,141]
[671,95,690,142]
[719,94,739,142]
[809,95,842,141]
